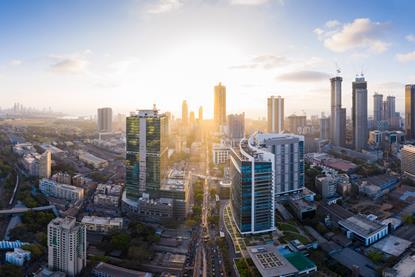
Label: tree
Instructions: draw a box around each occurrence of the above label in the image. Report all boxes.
[0,264,23,277]
[127,245,152,262]
[402,214,414,224]
[22,243,44,259]
[110,233,130,252]
[368,250,383,263]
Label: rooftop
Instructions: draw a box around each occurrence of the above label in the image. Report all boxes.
[81,216,123,226]
[94,262,152,277]
[284,252,317,273]
[392,254,415,277]
[372,235,411,257]
[247,245,299,277]
[338,214,386,238]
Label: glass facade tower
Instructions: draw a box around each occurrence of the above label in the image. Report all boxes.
[125,109,168,201]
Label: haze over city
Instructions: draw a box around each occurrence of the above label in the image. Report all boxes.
[1,0,415,117]
[3,1,415,277]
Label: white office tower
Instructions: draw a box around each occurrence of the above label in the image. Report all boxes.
[251,132,305,196]
[39,150,51,179]
[48,217,86,277]
[401,145,415,181]
[267,96,284,133]
[330,76,346,146]
[352,75,368,151]
[97,107,112,132]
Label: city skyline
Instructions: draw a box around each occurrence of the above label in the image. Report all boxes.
[1,0,415,117]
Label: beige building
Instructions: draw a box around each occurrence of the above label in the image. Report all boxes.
[214,82,226,131]
[39,151,51,179]
[39,179,84,202]
[267,96,284,133]
[81,216,123,233]
[48,217,86,277]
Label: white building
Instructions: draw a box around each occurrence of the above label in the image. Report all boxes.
[402,145,415,180]
[77,151,108,168]
[81,216,123,233]
[212,141,230,165]
[48,217,86,277]
[338,214,388,246]
[5,248,31,266]
[39,178,84,202]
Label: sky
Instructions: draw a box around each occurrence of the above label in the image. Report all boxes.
[1,0,415,118]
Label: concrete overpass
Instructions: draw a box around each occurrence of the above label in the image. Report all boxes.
[0,205,59,216]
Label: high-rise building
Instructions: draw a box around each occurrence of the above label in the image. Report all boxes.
[406,85,415,139]
[373,93,383,128]
[287,114,307,134]
[330,76,346,146]
[97,107,112,132]
[39,150,51,179]
[47,217,86,277]
[189,111,195,127]
[214,82,226,130]
[267,96,284,133]
[181,100,188,127]
[125,109,168,201]
[230,138,275,235]
[230,132,304,234]
[401,145,415,180]
[320,116,330,140]
[227,113,245,143]
[352,75,368,151]
[198,106,203,121]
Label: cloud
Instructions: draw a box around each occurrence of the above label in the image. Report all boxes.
[396,51,415,63]
[49,50,91,74]
[146,0,183,14]
[9,59,23,66]
[230,0,270,5]
[406,34,415,42]
[276,70,330,82]
[314,18,390,53]
[230,55,290,70]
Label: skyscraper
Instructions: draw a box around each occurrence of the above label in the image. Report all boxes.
[181,100,188,127]
[320,116,330,140]
[47,217,86,277]
[39,150,51,179]
[97,107,112,132]
[405,85,415,139]
[125,109,168,201]
[352,75,368,151]
[214,82,226,130]
[227,113,245,144]
[330,76,346,146]
[373,93,383,128]
[189,111,195,126]
[401,145,415,180]
[267,96,284,133]
[198,106,203,121]
[230,132,304,234]
[287,114,306,134]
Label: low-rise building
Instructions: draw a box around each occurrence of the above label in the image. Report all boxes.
[77,151,108,168]
[122,193,174,223]
[39,178,84,202]
[212,141,230,165]
[338,214,388,246]
[52,172,72,185]
[92,262,153,277]
[288,198,316,221]
[94,194,120,207]
[359,175,399,200]
[81,216,123,233]
[5,248,31,266]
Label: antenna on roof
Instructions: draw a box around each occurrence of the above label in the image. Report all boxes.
[335,62,341,75]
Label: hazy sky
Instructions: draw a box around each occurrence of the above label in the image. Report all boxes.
[1,0,415,118]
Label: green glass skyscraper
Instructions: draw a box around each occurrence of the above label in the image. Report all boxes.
[125,109,168,201]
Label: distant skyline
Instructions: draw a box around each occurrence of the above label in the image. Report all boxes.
[1,0,415,118]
